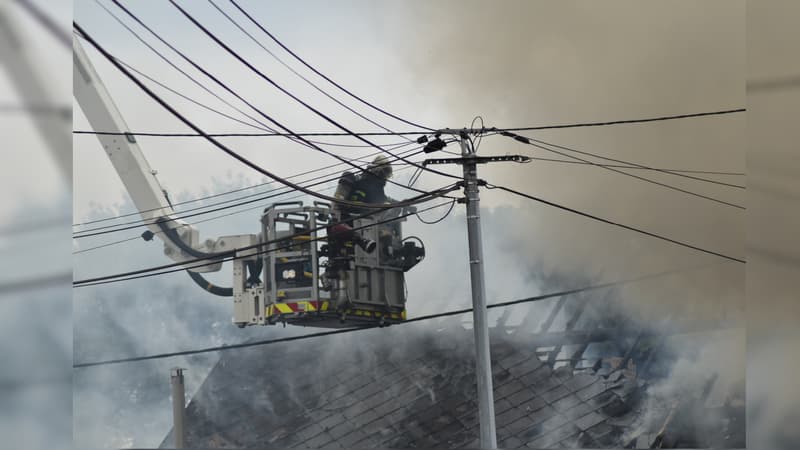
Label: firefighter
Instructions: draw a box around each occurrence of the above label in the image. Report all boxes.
[349,155,394,206]
[328,156,395,257]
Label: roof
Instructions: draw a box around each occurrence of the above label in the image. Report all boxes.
[160,318,744,449]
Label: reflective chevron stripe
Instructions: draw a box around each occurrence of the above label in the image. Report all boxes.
[265,301,405,321]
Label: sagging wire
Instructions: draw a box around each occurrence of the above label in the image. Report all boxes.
[416,198,456,225]
[470,115,486,152]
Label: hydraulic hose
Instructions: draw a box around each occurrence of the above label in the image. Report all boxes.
[155,218,235,297]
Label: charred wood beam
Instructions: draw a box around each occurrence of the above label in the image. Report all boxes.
[547,294,591,367]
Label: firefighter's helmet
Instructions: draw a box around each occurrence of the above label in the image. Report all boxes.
[367,155,393,180]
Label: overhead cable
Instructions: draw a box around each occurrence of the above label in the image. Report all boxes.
[207,0,418,145]
[92,0,410,150]
[72,140,425,228]
[517,156,744,177]
[164,0,460,183]
[227,0,434,132]
[486,183,745,264]
[514,135,745,188]
[74,155,429,253]
[99,1,450,197]
[72,107,747,138]
[74,22,452,210]
[72,146,425,238]
[500,132,745,209]
[72,266,695,368]
[73,198,457,287]
[494,108,745,132]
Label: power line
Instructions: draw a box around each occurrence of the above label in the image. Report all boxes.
[72,146,425,238]
[74,22,451,211]
[91,0,410,151]
[72,107,747,138]
[416,198,456,225]
[72,129,428,137]
[73,149,424,241]
[73,158,440,253]
[494,108,745,132]
[73,268,679,368]
[165,0,460,183]
[73,199,457,287]
[227,0,434,132]
[96,2,449,198]
[120,55,409,150]
[486,183,745,264]
[500,133,745,209]
[72,139,429,228]
[207,0,418,145]
[508,134,746,188]
[73,182,340,254]
[517,156,744,177]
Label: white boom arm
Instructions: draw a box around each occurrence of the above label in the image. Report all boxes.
[73,36,257,273]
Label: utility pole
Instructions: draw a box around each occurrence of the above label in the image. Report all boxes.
[170,367,186,449]
[424,129,529,449]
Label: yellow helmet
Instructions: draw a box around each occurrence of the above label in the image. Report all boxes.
[368,155,393,179]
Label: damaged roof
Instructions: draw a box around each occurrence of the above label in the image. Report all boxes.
[160,317,744,449]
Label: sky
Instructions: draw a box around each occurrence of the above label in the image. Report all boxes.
[0,0,774,448]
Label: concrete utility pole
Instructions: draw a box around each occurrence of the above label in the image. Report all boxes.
[170,367,186,449]
[424,129,529,449]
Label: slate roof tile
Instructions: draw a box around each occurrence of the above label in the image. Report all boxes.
[507,388,538,407]
[540,412,570,432]
[509,358,545,378]
[575,379,610,402]
[498,351,531,370]
[562,372,596,393]
[318,412,347,431]
[519,421,547,442]
[457,411,479,430]
[333,428,369,449]
[551,393,582,413]
[496,406,527,428]
[526,405,557,427]
[494,398,514,416]
[528,423,581,449]
[505,415,537,435]
[560,400,594,422]
[540,384,570,403]
[298,430,335,448]
[292,422,325,444]
[453,399,477,419]
[326,420,356,441]
[575,411,607,431]
[495,379,527,399]
[499,435,525,449]
[519,395,547,413]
